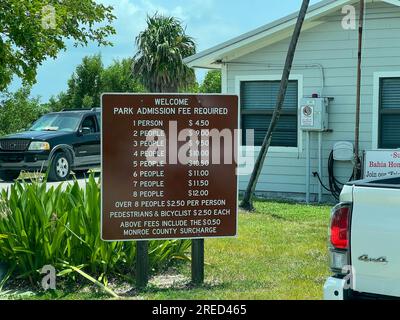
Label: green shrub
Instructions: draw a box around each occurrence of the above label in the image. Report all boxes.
[0,175,190,287]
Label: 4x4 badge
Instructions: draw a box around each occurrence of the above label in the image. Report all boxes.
[359,255,388,264]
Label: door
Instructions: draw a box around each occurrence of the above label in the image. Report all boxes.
[74,115,100,167]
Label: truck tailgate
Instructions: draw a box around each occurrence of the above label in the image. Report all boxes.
[351,186,400,297]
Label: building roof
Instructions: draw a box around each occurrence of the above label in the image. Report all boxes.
[184,0,400,69]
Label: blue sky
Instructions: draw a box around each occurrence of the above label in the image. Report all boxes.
[11,0,320,102]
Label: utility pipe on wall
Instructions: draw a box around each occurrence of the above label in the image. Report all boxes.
[306,131,311,204]
[354,0,365,180]
[318,131,323,203]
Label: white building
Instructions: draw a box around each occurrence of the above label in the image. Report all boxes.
[185,0,400,202]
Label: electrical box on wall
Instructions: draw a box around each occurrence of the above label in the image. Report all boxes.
[299,97,329,131]
[333,141,354,161]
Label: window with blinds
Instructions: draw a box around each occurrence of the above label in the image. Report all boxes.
[379,78,400,149]
[240,80,298,147]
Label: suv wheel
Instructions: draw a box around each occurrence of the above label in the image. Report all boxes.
[0,170,21,182]
[48,152,71,182]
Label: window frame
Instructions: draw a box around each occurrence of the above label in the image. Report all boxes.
[373,72,400,150]
[235,74,303,153]
[80,114,99,134]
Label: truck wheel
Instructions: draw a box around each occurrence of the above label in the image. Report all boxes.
[48,152,71,182]
[0,170,21,182]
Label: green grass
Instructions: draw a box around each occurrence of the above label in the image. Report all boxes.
[2,199,332,300]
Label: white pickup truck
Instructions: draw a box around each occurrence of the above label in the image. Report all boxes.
[324,176,400,300]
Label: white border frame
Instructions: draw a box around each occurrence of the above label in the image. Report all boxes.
[235,74,304,153]
[100,93,239,242]
[372,71,400,150]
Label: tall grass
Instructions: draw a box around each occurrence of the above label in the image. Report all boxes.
[0,175,190,288]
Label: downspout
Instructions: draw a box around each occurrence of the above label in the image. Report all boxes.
[354,0,365,180]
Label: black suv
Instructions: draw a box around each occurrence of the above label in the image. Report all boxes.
[0,109,101,182]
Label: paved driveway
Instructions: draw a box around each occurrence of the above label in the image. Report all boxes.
[0,175,100,193]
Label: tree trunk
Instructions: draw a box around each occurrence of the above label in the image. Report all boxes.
[240,0,310,211]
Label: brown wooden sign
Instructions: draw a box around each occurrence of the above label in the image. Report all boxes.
[101,94,238,241]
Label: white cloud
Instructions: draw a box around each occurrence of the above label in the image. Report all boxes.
[99,0,235,56]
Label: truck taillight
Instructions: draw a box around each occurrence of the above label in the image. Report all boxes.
[330,203,351,250]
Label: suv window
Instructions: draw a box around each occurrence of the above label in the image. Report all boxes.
[96,113,101,130]
[30,113,81,132]
[81,115,97,133]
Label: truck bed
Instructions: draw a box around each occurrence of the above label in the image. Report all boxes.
[347,176,400,298]
[347,176,400,189]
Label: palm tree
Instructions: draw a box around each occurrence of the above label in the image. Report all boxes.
[132,14,196,289]
[133,14,196,93]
